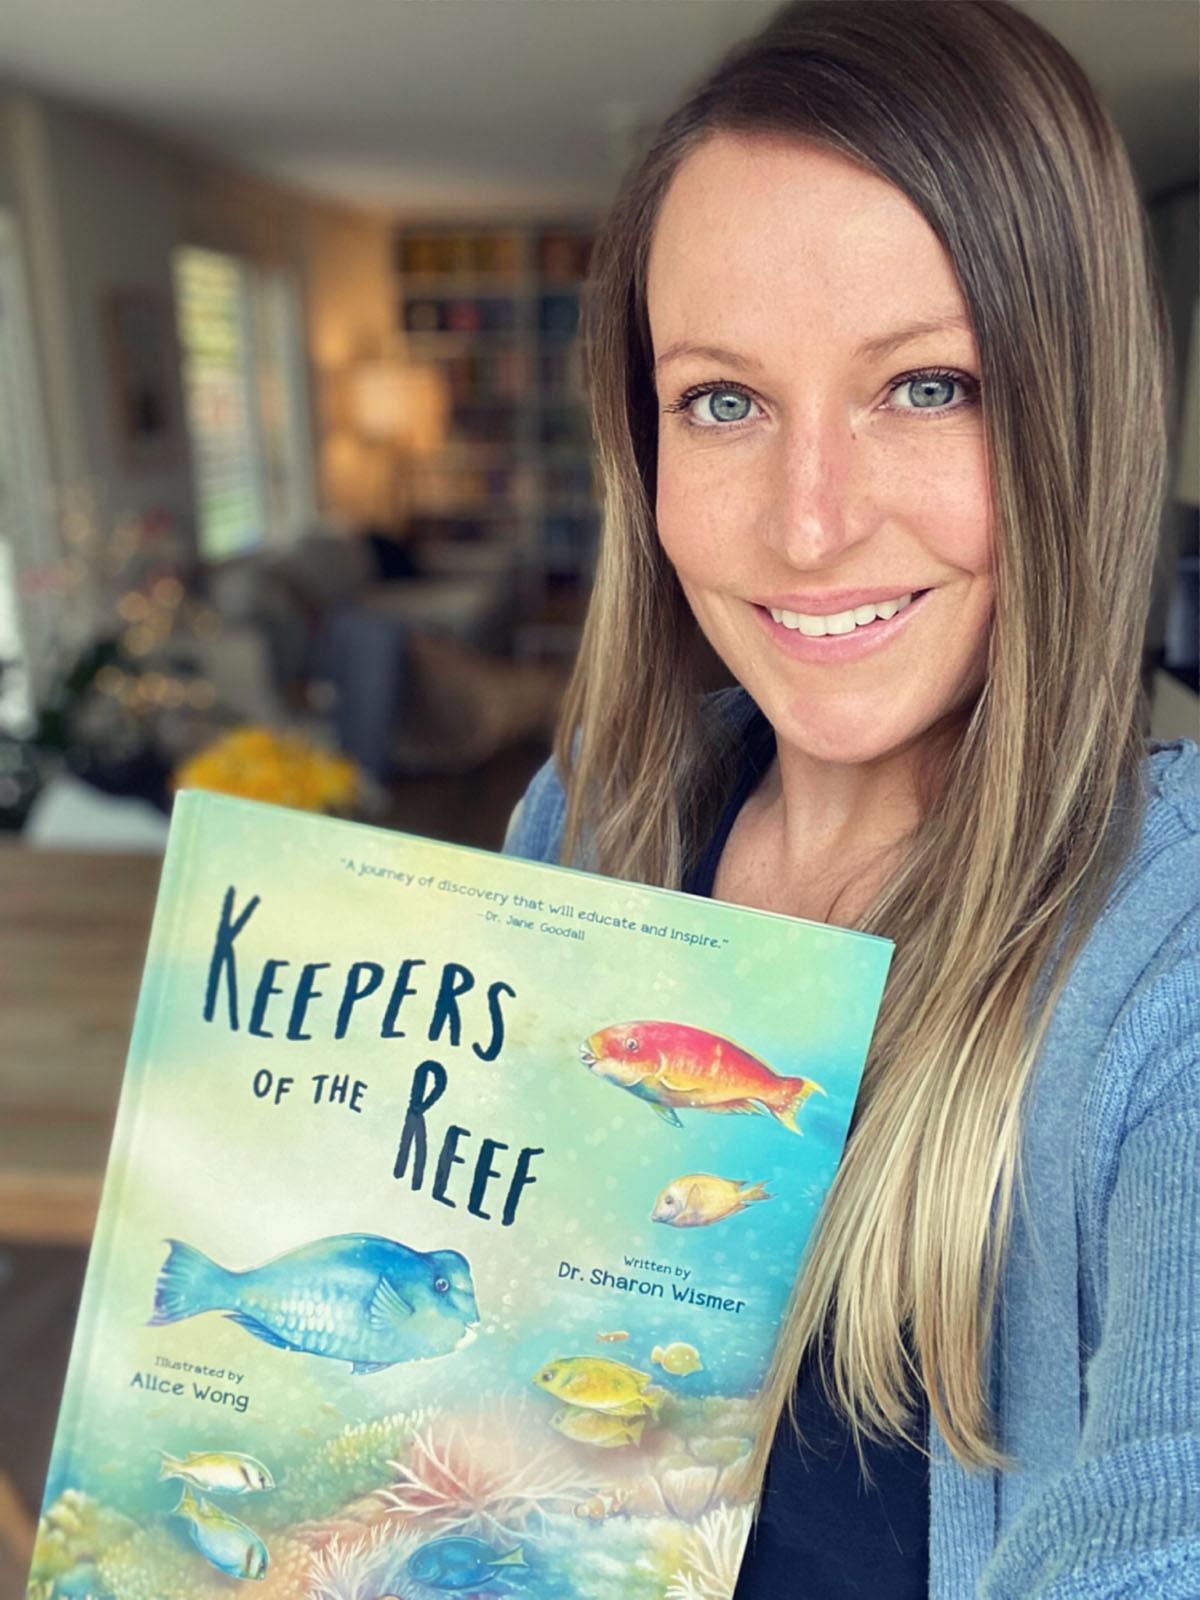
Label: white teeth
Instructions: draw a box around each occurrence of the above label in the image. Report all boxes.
[768,593,914,635]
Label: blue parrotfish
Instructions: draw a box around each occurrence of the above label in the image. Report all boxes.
[171,1485,268,1581]
[407,1535,527,1590]
[149,1233,479,1372]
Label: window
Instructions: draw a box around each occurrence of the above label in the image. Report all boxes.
[0,208,54,734]
[172,246,314,561]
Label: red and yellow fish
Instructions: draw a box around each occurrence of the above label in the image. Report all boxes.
[580,1021,824,1133]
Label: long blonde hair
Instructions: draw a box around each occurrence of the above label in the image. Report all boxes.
[555,0,1169,1469]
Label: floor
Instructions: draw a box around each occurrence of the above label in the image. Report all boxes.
[0,1246,85,1598]
[0,735,550,1599]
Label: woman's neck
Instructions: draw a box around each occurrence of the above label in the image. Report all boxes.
[713,721,960,927]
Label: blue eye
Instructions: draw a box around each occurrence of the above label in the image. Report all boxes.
[669,384,759,425]
[699,389,753,423]
[890,371,976,411]
[905,376,955,407]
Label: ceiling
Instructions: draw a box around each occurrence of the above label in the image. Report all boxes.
[0,0,1196,216]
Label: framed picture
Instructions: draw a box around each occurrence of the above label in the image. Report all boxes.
[105,288,178,472]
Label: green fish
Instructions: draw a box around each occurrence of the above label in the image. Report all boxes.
[171,1485,268,1581]
[159,1449,274,1494]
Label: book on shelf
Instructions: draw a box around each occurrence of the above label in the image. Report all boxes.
[26,789,892,1600]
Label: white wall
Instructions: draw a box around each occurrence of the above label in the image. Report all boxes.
[0,87,399,562]
[38,94,195,540]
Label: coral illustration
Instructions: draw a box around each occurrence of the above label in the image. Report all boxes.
[666,1503,756,1600]
[253,1531,321,1599]
[262,1410,430,1529]
[308,1521,424,1600]
[26,1489,135,1600]
[613,1403,758,1522]
[380,1403,588,1538]
[95,1523,197,1600]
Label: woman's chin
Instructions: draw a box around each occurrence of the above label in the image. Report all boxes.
[767,705,934,773]
[767,698,979,778]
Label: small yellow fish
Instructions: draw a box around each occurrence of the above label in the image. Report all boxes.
[160,1450,275,1495]
[651,1173,771,1228]
[532,1356,665,1416]
[550,1405,646,1447]
[596,1330,629,1343]
[651,1341,703,1377]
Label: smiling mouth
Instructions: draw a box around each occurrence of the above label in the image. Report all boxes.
[764,591,927,637]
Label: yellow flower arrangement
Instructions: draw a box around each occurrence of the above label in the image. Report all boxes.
[173,726,360,814]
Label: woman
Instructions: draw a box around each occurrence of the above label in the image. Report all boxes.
[506,3,1198,1595]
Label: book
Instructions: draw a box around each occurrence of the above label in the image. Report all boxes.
[27,789,892,1600]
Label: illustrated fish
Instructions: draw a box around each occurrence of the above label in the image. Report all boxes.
[149,1233,479,1372]
[532,1355,665,1416]
[550,1404,646,1448]
[595,1329,629,1343]
[651,1173,772,1228]
[42,1565,106,1598]
[171,1485,268,1581]
[574,1487,634,1519]
[159,1449,274,1494]
[407,1534,526,1590]
[690,1434,752,1467]
[581,1021,824,1131]
[651,1340,704,1376]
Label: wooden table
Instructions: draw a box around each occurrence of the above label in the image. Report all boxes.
[0,843,160,1246]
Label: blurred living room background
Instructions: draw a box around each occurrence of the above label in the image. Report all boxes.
[0,1,1196,1590]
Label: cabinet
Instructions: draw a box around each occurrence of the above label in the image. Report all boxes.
[395,225,599,595]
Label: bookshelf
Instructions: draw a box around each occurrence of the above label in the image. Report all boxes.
[395,224,600,600]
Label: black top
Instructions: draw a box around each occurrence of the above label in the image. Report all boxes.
[686,710,930,1600]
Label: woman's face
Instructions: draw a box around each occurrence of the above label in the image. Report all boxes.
[648,134,994,771]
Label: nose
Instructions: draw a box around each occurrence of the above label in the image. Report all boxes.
[759,403,871,569]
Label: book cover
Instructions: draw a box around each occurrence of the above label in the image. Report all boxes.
[27,789,892,1600]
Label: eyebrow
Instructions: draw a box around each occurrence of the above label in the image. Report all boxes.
[854,315,973,363]
[653,315,973,376]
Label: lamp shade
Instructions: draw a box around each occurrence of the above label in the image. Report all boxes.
[351,360,448,454]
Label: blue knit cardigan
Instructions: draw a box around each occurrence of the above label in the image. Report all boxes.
[503,698,1199,1599]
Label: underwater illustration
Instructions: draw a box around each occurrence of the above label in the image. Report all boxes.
[27,792,891,1600]
[650,1176,771,1230]
[30,1389,766,1599]
[580,1022,824,1132]
[159,1448,275,1494]
[150,1233,480,1372]
[172,1484,270,1581]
